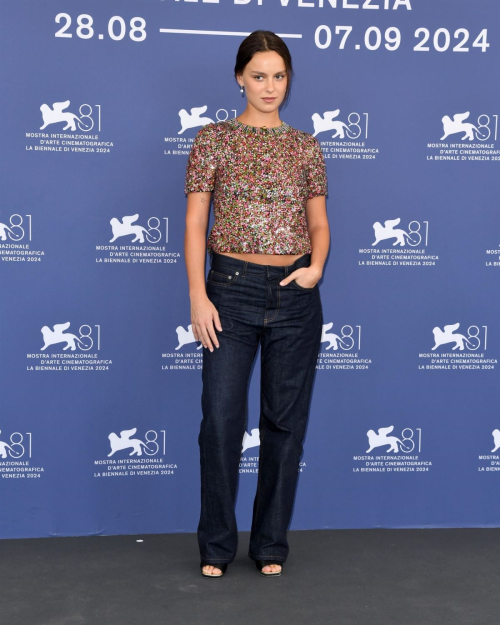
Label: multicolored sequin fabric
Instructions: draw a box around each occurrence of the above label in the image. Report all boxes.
[184,117,328,254]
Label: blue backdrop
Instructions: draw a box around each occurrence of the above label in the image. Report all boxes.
[2,0,500,539]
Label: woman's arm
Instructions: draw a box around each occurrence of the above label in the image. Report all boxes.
[185,191,211,298]
[306,195,330,279]
[279,196,329,289]
[184,191,222,351]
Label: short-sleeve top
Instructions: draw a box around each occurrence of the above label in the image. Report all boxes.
[184,117,328,255]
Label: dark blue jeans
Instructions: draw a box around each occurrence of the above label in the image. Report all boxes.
[198,251,323,565]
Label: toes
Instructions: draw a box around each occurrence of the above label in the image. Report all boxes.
[203,565,222,575]
[262,564,281,573]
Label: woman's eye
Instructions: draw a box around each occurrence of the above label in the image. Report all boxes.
[254,75,285,80]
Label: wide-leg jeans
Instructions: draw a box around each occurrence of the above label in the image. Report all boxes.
[198,251,323,565]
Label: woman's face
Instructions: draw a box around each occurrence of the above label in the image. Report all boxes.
[237,51,288,114]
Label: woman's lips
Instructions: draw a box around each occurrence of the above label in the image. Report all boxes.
[262,98,276,102]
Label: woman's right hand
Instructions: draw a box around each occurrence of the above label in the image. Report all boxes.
[190,293,222,352]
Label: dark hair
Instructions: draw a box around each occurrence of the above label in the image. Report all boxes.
[234,30,294,108]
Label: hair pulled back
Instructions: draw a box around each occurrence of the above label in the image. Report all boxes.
[234,30,294,107]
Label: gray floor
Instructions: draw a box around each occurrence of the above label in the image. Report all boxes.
[1,528,499,625]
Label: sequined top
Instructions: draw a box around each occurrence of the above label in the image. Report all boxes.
[184,117,328,254]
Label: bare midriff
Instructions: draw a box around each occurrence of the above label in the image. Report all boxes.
[217,252,305,266]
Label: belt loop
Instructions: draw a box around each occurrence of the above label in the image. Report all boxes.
[243,260,248,278]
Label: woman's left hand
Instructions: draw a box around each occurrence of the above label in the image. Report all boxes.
[279,266,322,290]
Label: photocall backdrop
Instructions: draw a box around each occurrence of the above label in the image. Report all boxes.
[2,0,500,539]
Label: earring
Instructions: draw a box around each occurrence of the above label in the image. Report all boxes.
[240,84,244,93]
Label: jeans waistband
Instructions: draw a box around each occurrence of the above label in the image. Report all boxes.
[209,252,311,279]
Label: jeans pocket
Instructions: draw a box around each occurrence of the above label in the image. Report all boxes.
[207,268,241,287]
[289,278,316,291]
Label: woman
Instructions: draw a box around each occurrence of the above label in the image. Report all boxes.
[184,30,329,578]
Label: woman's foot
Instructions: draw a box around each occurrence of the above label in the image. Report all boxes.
[261,563,282,574]
[255,560,283,576]
[200,562,228,578]
[202,565,224,576]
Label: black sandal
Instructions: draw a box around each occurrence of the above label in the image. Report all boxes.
[255,560,283,577]
[200,561,228,578]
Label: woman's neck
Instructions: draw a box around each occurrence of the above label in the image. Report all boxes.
[236,113,282,129]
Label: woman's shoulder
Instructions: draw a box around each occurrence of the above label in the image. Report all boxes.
[193,119,320,150]
[285,124,322,151]
[193,120,230,141]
